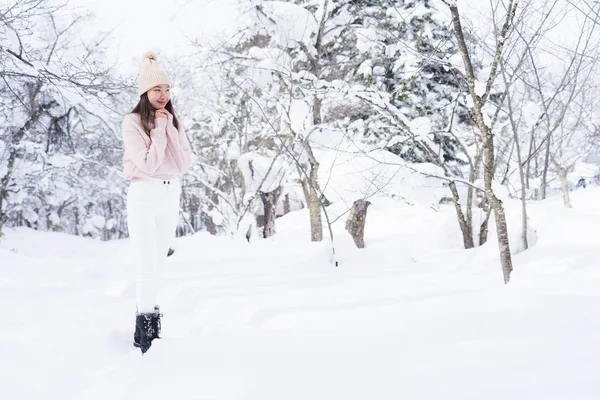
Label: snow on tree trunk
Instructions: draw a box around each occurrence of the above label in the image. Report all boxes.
[345,199,371,249]
[238,152,287,237]
[559,166,572,208]
[260,186,283,238]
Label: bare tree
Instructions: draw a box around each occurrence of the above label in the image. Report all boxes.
[289,0,331,243]
[443,0,518,283]
[566,0,600,27]
[528,13,598,201]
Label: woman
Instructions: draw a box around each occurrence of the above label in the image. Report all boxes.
[122,51,192,354]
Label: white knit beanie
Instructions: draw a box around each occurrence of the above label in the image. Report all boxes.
[138,51,171,97]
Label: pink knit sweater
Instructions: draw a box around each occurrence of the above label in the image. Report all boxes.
[122,113,192,180]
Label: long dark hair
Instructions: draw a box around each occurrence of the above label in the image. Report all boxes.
[131,93,180,136]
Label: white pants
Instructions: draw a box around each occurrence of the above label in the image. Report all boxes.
[127,177,181,313]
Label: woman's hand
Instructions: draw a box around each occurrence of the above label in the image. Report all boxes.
[155,109,168,119]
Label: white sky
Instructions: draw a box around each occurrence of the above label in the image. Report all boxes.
[68,0,240,75]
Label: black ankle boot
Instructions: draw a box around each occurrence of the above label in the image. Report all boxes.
[134,306,162,347]
[133,313,154,354]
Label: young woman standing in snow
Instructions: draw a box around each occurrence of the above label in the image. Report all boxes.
[122,52,192,354]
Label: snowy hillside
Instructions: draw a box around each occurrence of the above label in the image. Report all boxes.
[1,185,599,399]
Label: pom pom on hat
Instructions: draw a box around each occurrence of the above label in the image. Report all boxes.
[142,51,157,62]
[138,51,171,97]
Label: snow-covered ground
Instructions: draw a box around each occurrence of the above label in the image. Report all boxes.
[1,187,599,399]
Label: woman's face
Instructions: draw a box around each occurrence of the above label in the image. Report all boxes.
[147,84,171,110]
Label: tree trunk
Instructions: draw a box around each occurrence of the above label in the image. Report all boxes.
[283,193,291,214]
[308,162,323,242]
[558,165,572,208]
[74,209,80,235]
[479,206,492,246]
[491,197,513,282]
[260,186,283,238]
[313,95,321,125]
[505,82,529,250]
[525,131,536,189]
[540,130,552,199]
[519,192,529,250]
[298,163,323,242]
[345,199,371,248]
[466,184,475,246]
[467,153,483,245]
[307,92,323,242]
[449,181,474,248]
[483,126,513,283]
